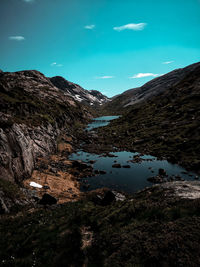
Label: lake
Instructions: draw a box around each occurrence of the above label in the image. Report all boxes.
[86,115,120,131]
[70,116,198,193]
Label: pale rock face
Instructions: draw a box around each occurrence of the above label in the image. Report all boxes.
[0,70,92,184]
[0,122,60,183]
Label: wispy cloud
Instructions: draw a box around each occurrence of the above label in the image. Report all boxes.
[9,36,25,41]
[96,76,114,79]
[50,62,63,67]
[113,23,147,31]
[162,61,174,64]
[129,73,159,79]
[84,25,95,30]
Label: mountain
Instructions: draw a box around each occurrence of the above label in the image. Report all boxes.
[0,70,92,184]
[50,76,109,106]
[1,65,200,266]
[102,62,200,114]
[97,62,200,172]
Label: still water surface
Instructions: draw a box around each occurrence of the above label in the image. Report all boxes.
[70,116,197,193]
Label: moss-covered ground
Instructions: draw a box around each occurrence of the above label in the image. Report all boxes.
[1,186,200,266]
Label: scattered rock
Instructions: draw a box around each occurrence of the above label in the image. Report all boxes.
[158,168,167,176]
[89,160,96,164]
[112,164,121,168]
[147,176,164,184]
[91,190,116,206]
[99,170,107,174]
[72,160,91,170]
[122,165,131,168]
[112,191,126,201]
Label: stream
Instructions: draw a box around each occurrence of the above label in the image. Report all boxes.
[70,116,198,194]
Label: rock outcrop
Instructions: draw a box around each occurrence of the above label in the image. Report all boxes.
[0,70,91,184]
[0,118,60,183]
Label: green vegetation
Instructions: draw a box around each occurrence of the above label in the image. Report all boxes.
[96,69,200,173]
[1,187,200,266]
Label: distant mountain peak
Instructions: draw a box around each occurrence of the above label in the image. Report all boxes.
[50,76,109,106]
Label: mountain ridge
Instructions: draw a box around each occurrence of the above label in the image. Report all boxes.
[101,62,200,114]
[50,75,109,106]
[96,61,200,172]
[0,69,93,184]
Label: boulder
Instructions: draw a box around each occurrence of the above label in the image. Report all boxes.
[39,193,57,205]
[122,165,131,168]
[72,160,90,170]
[92,190,116,206]
[99,170,107,174]
[112,163,121,168]
[158,168,167,176]
[89,160,96,164]
[147,176,164,184]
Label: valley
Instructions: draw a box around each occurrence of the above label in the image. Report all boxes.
[0,62,200,266]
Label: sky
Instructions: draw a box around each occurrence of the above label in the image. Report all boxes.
[0,0,200,97]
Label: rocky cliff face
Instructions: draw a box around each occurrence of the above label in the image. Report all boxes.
[0,70,91,184]
[50,76,109,106]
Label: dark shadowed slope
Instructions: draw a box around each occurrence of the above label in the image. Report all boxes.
[97,62,200,172]
[102,62,200,114]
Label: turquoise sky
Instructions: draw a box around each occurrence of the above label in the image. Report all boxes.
[0,0,200,97]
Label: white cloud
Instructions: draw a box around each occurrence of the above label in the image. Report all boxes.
[84,25,95,30]
[113,23,147,31]
[96,76,115,79]
[9,36,25,41]
[50,62,63,67]
[162,61,174,64]
[129,73,159,79]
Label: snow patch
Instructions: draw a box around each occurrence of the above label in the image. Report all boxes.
[74,94,83,102]
[30,182,43,188]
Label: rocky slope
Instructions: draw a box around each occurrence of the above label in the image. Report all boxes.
[1,181,200,266]
[0,70,91,186]
[97,62,200,172]
[102,62,200,114]
[50,76,109,106]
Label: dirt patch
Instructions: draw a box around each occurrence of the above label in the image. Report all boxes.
[58,142,73,153]
[23,152,83,204]
[24,169,81,204]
